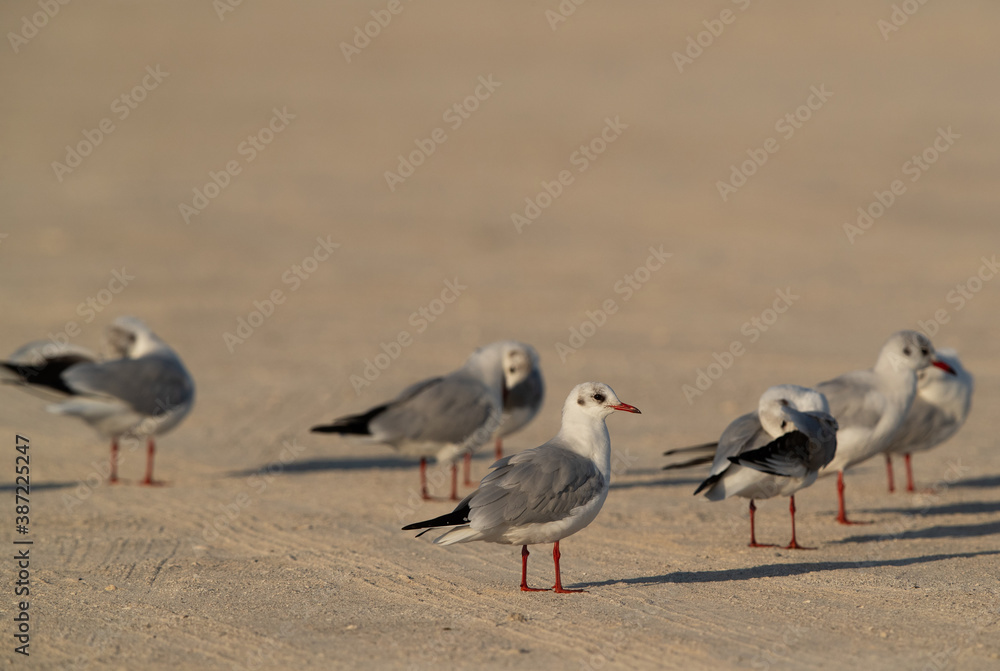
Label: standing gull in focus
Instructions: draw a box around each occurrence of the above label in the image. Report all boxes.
[403,382,639,593]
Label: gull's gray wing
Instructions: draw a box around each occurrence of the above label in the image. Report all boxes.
[61,353,194,416]
[707,411,768,477]
[2,340,97,395]
[372,375,498,446]
[468,444,604,531]
[694,411,771,496]
[817,371,884,431]
[729,430,814,478]
[885,396,958,452]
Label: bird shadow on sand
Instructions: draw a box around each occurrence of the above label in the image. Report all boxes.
[835,520,1000,543]
[574,549,1000,587]
[226,456,421,478]
[860,500,1000,517]
[0,481,76,492]
[950,474,1000,489]
[610,476,702,491]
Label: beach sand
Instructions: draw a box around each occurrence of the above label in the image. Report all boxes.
[1,1,998,668]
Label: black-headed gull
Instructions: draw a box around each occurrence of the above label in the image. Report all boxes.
[311,342,534,500]
[882,348,972,493]
[494,341,544,460]
[463,341,545,485]
[402,382,639,593]
[693,385,838,549]
[2,317,195,485]
[816,330,953,523]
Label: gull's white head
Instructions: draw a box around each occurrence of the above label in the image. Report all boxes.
[498,341,540,392]
[758,385,834,439]
[105,317,165,359]
[759,384,830,415]
[877,330,949,375]
[563,382,641,420]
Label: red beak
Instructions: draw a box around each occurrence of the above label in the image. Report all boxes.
[610,402,641,414]
[932,359,957,375]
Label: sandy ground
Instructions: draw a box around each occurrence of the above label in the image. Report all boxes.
[1,1,999,669]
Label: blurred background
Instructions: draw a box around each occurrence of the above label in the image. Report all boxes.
[0,2,998,666]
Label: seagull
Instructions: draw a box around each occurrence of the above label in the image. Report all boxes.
[882,348,973,493]
[494,341,544,460]
[402,382,640,593]
[1,317,195,485]
[816,330,952,524]
[692,385,838,549]
[311,342,534,501]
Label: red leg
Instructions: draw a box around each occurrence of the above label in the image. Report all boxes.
[904,453,915,493]
[748,500,776,547]
[420,458,431,501]
[463,452,474,486]
[784,495,814,550]
[140,437,164,486]
[520,545,549,592]
[109,439,120,484]
[885,454,895,493]
[552,541,585,593]
[449,463,458,501]
[494,436,503,461]
[836,471,871,525]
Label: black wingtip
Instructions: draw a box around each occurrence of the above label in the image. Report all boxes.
[692,473,720,496]
[310,424,338,433]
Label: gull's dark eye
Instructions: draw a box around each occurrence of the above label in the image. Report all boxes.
[594,393,606,403]
[509,366,517,374]
[920,348,929,356]
[781,420,787,429]
[902,347,911,356]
